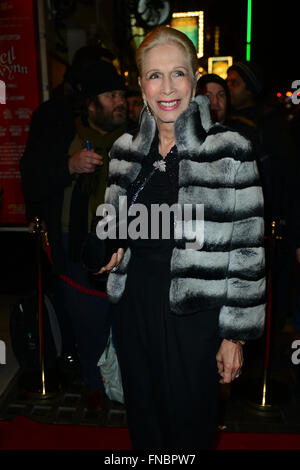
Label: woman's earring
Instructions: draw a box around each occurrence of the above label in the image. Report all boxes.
[144,100,152,116]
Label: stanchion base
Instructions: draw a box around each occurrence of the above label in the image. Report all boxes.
[246,378,290,412]
[19,370,61,400]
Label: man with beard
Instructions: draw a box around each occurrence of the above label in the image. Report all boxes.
[20,59,127,409]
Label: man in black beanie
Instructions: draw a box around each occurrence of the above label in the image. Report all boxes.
[227,61,263,109]
[197,72,262,156]
[20,58,127,410]
[80,60,127,134]
[197,73,231,124]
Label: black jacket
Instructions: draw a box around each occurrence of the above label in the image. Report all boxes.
[20,96,77,273]
[227,103,294,231]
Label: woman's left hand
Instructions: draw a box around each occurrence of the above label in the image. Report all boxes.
[94,248,124,275]
[216,339,244,384]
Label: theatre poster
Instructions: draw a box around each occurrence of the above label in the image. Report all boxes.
[0,0,41,225]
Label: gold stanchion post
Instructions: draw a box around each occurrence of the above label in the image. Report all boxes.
[246,220,290,411]
[20,217,60,399]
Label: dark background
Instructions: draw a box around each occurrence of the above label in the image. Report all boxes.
[44,0,298,96]
[0,0,298,295]
[205,0,297,94]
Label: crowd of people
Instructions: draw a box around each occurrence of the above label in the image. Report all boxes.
[19,28,299,449]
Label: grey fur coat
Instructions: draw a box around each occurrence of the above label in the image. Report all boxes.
[101,95,266,341]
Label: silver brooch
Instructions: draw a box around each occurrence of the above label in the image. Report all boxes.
[153,160,166,172]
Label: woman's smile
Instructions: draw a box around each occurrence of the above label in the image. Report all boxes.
[157,99,181,110]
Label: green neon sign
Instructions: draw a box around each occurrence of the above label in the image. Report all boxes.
[246,0,252,61]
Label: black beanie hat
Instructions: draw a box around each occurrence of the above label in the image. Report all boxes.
[197,73,231,107]
[198,73,230,96]
[198,73,227,90]
[80,60,126,98]
[227,61,263,97]
[66,45,116,87]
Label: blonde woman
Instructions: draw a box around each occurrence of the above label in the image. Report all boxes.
[98,26,265,450]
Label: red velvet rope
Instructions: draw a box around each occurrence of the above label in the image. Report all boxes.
[59,273,107,299]
[45,244,107,299]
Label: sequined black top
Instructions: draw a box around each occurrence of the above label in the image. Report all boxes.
[126,134,179,256]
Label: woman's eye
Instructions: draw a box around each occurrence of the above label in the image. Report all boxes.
[174,70,185,77]
[148,73,159,79]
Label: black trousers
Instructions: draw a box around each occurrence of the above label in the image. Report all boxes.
[112,254,221,450]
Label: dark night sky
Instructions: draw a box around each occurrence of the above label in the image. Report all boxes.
[251,0,297,92]
[207,0,297,93]
[178,0,297,94]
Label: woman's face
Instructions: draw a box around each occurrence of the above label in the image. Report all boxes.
[139,43,198,125]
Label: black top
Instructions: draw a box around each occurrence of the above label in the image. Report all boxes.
[126,136,179,257]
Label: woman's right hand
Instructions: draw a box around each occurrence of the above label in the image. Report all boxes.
[94,248,124,275]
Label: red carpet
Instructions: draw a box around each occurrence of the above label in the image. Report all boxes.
[0,416,300,450]
[0,416,131,450]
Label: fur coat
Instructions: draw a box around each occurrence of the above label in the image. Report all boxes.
[101,95,266,340]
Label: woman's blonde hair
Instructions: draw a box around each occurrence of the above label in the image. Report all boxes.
[136,26,199,76]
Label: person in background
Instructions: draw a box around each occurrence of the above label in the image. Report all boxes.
[227,61,295,332]
[27,45,116,143]
[196,73,230,124]
[197,72,261,149]
[93,26,265,450]
[226,60,292,229]
[126,89,143,131]
[20,59,127,410]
